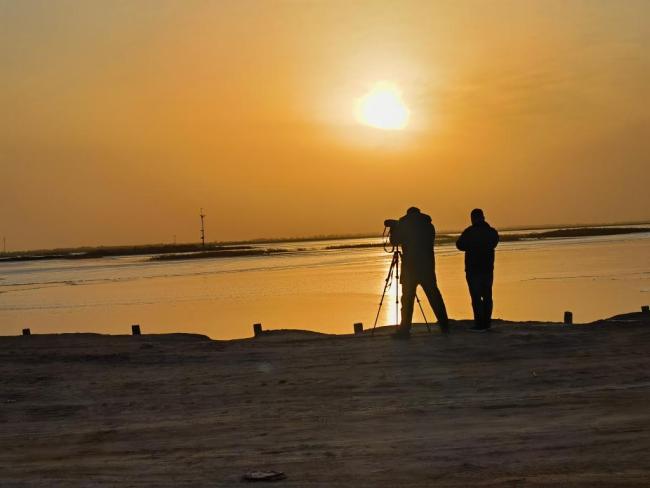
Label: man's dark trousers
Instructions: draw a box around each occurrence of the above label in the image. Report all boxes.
[401,271,448,330]
[466,272,493,329]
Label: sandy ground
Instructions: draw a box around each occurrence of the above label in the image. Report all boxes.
[1,312,650,487]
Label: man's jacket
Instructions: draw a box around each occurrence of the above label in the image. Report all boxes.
[391,210,436,278]
[456,221,499,273]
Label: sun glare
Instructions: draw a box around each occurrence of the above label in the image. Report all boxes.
[355,82,409,130]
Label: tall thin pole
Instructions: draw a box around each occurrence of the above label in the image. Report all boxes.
[2,237,5,254]
[199,209,206,247]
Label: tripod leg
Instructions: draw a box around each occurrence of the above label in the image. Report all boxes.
[415,293,431,333]
[395,252,400,327]
[371,254,398,335]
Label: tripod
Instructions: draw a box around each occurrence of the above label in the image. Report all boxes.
[371,248,431,335]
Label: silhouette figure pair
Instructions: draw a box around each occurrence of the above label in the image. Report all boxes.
[391,207,499,337]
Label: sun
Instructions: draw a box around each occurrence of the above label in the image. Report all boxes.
[355,82,409,130]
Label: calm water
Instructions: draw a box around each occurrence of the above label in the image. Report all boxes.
[1,232,649,339]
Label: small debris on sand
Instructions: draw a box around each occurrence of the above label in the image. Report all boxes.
[242,471,286,482]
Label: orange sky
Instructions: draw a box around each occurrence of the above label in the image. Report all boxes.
[1,0,649,250]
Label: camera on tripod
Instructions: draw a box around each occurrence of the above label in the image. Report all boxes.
[384,219,399,228]
[384,219,401,247]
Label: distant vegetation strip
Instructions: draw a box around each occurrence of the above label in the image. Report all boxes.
[324,227,650,250]
[0,244,255,262]
[325,235,457,250]
[149,248,291,261]
[499,227,650,241]
[1,227,648,262]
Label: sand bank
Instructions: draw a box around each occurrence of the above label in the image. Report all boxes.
[1,312,649,486]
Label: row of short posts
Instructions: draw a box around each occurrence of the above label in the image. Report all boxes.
[561,307,650,324]
[16,307,650,338]
[252,322,365,337]
[20,324,143,336]
[563,307,650,324]
[251,307,650,336]
[20,322,364,337]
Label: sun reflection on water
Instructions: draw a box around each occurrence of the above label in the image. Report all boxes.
[380,261,401,327]
[386,274,401,327]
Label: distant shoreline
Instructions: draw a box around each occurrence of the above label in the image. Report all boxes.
[1,224,648,263]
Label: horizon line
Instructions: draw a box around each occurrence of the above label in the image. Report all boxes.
[3,218,650,255]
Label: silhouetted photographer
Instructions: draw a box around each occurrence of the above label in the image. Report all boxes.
[456,209,499,332]
[386,207,449,338]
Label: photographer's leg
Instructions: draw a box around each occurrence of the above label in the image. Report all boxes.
[399,278,417,333]
[422,278,449,332]
[467,273,486,330]
[482,273,494,328]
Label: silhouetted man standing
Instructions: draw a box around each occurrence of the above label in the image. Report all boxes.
[456,209,499,332]
[391,207,449,337]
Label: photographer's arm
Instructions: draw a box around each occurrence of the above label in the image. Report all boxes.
[491,229,500,249]
[391,225,404,245]
[456,229,469,251]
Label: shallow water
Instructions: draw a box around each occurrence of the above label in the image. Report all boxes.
[1,232,648,339]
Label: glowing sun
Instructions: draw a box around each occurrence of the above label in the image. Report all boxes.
[355,82,409,130]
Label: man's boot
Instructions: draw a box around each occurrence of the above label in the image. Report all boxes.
[391,324,411,339]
